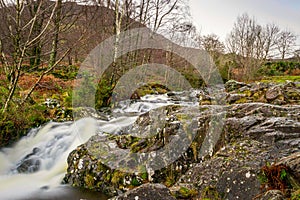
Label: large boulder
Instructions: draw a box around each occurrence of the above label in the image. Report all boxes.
[63,102,300,199]
[63,105,215,196]
[225,80,250,92]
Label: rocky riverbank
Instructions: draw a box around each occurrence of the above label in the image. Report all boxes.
[63,80,300,200]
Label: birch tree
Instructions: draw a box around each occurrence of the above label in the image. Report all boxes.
[0,0,79,113]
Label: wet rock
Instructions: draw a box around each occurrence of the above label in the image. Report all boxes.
[283,82,300,103]
[63,105,207,196]
[17,158,41,173]
[199,93,215,105]
[109,183,176,200]
[216,169,260,200]
[44,98,60,108]
[266,86,283,101]
[225,80,250,92]
[174,139,270,199]
[130,91,140,100]
[170,184,198,199]
[73,107,109,121]
[16,147,41,173]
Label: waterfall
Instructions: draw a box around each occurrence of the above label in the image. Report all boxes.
[0,118,98,200]
[0,92,198,200]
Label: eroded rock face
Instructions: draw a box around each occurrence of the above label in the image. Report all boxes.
[63,80,300,199]
[172,103,300,199]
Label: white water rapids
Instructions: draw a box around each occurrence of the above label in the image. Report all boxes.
[0,92,198,200]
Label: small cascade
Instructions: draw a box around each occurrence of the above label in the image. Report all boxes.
[0,91,199,200]
[0,118,97,200]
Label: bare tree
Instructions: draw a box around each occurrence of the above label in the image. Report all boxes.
[276,30,297,60]
[0,0,80,113]
[226,13,262,79]
[225,13,285,79]
[0,0,56,112]
[262,23,280,60]
[106,0,184,65]
[200,34,224,58]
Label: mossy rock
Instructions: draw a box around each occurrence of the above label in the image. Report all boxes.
[177,186,198,199]
[131,83,170,99]
[235,97,248,104]
[63,105,214,196]
[241,89,252,97]
[200,186,222,200]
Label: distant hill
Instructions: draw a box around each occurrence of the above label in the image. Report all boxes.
[0,1,144,64]
[0,1,204,88]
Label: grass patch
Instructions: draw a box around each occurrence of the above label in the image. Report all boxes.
[260,76,300,84]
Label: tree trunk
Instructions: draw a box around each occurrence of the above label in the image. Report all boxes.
[48,0,62,67]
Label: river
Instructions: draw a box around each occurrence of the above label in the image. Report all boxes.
[0,92,199,200]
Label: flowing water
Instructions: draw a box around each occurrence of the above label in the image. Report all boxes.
[0,92,198,200]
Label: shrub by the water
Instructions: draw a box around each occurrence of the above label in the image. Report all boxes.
[0,102,49,147]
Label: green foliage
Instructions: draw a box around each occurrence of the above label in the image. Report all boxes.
[130,177,141,186]
[111,171,125,185]
[257,172,268,185]
[165,175,176,187]
[257,61,300,77]
[280,169,287,180]
[218,64,230,82]
[140,172,148,181]
[183,71,205,88]
[95,77,114,109]
[0,101,49,147]
[138,165,148,181]
[0,86,8,108]
[61,91,73,108]
[84,174,95,189]
[178,187,198,199]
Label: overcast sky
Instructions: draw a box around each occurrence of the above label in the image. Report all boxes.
[189,0,300,46]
